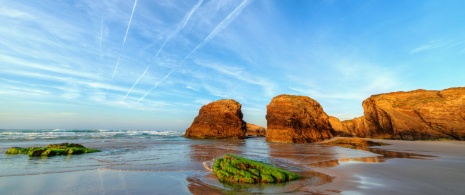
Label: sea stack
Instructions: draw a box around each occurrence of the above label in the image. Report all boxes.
[184,99,247,139]
[266,94,333,143]
[361,87,465,140]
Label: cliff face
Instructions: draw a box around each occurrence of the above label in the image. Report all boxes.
[246,123,266,137]
[184,99,246,139]
[266,95,333,143]
[362,87,465,140]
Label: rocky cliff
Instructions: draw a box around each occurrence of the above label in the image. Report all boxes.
[266,94,333,143]
[362,87,465,140]
[184,99,247,139]
[246,123,266,137]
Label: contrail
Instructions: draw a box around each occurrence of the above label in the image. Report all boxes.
[119,65,150,103]
[123,0,138,47]
[110,0,138,79]
[136,69,174,104]
[182,0,249,62]
[155,0,203,57]
[121,0,203,103]
[111,56,121,79]
[180,0,203,30]
[136,0,248,104]
[99,12,103,49]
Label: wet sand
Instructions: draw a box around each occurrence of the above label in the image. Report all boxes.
[1,137,464,194]
[308,138,465,194]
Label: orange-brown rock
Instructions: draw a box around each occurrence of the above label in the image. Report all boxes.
[342,117,369,137]
[266,94,334,143]
[362,87,465,140]
[328,116,352,137]
[184,99,246,139]
[246,123,266,136]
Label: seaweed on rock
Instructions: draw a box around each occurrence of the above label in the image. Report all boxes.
[212,154,301,184]
[5,142,100,157]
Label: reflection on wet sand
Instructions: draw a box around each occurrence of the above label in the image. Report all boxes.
[187,137,438,194]
[310,146,436,168]
[188,139,337,194]
[189,140,245,162]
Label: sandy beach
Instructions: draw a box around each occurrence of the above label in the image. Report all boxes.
[1,133,464,195]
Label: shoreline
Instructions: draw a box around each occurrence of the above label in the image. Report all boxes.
[1,137,464,194]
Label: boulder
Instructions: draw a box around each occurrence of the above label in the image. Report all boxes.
[266,94,334,143]
[362,87,465,140]
[185,99,247,139]
[246,123,266,137]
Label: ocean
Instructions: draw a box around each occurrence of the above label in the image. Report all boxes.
[0,129,389,194]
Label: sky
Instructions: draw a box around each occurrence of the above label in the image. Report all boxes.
[1,0,464,131]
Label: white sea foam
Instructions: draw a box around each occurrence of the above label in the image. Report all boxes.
[0,129,184,140]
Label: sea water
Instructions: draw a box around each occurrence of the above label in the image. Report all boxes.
[0,129,380,194]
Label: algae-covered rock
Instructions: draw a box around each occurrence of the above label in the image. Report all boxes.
[213,154,301,184]
[4,142,100,157]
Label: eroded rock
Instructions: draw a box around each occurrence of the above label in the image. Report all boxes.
[362,87,465,140]
[185,99,247,139]
[266,94,334,143]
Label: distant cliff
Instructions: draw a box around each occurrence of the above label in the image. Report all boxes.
[184,99,247,139]
[332,87,465,140]
[246,123,266,137]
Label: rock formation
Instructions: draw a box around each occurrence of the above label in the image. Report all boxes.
[266,94,333,143]
[246,123,266,137]
[328,116,352,137]
[361,87,465,140]
[184,99,247,139]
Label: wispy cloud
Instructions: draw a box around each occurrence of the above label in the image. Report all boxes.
[410,40,442,54]
[195,60,275,96]
[0,7,33,18]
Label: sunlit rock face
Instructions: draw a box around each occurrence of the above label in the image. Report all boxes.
[266,94,333,143]
[361,87,465,140]
[329,116,352,137]
[246,123,266,137]
[184,99,247,139]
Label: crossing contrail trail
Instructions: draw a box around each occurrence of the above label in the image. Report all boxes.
[136,0,248,104]
[119,65,150,103]
[136,69,174,104]
[182,0,249,63]
[120,0,203,103]
[155,0,203,57]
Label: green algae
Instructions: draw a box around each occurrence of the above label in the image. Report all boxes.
[5,143,100,157]
[213,154,301,184]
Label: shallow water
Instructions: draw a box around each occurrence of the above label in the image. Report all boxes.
[0,129,440,194]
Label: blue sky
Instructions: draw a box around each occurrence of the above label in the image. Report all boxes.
[1,0,464,131]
